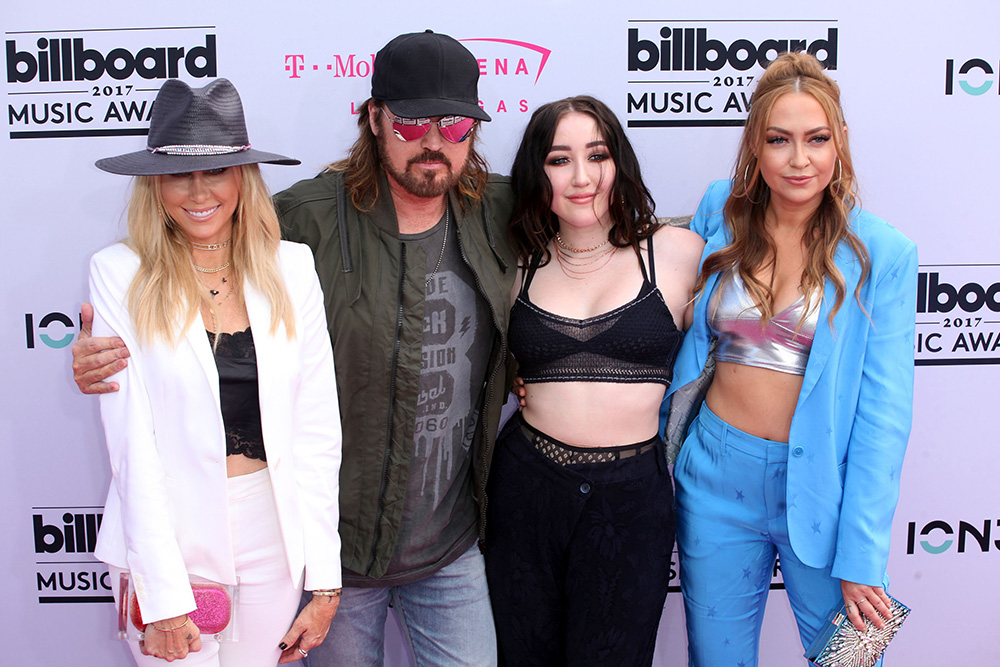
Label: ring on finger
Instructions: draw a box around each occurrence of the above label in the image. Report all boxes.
[298,648,309,657]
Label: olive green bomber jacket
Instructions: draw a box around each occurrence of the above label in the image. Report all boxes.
[273,170,516,580]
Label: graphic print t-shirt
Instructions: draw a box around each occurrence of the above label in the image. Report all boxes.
[345,210,491,586]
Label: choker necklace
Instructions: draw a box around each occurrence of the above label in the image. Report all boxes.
[194,261,231,274]
[555,232,609,254]
[191,239,231,251]
[425,204,450,288]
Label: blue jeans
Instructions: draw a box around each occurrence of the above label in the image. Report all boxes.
[674,403,885,667]
[303,543,497,667]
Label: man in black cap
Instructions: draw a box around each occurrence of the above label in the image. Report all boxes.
[271,28,513,666]
[74,30,512,666]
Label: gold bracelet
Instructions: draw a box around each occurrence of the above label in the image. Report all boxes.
[152,616,190,632]
[311,588,343,597]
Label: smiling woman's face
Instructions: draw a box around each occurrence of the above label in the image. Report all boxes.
[758,92,838,214]
[159,167,242,245]
[544,111,616,231]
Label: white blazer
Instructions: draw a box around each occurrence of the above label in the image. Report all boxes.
[90,241,342,623]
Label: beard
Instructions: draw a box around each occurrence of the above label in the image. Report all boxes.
[377,132,466,199]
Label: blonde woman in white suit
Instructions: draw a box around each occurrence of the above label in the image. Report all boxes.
[89,78,342,666]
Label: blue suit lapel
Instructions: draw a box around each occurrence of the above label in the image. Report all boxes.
[797,242,861,406]
[695,270,723,371]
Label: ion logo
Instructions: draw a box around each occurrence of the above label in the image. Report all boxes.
[906,519,1000,554]
[25,311,81,349]
[625,20,837,128]
[915,265,1000,366]
[5,27,218,140]
[945,58,999,96]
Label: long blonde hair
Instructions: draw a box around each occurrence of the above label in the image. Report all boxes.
[124,164,295,345]
[696,52,870,324]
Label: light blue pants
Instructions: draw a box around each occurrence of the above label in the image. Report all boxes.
[674,403,869,667]
[302,543,497,667]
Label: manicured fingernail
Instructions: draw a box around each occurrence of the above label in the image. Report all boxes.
[279,642,287,650]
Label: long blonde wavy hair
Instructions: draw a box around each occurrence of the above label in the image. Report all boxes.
[696,52,870,325]
[124,164,295,346]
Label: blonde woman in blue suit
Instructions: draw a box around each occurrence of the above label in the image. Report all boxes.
[667,53,917,666]
[90,79,343,666]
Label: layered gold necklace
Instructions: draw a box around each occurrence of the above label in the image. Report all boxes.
[553,232,617,279]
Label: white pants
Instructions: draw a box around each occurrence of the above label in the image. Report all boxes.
[112,468,303,667]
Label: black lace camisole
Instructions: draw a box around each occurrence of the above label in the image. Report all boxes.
[508,240,682,386]
[206,327,266,461]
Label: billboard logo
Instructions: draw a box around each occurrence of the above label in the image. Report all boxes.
[32,507,112,604]
[6,35,216,84]
[628,27,836,73]
[34,511,102,553]
[5,27,218,140]
[625,20,838,129]
[667,549,785,593]
[915,266,1000,366]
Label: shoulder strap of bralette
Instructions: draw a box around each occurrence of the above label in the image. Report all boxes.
[520,251,544,294]
[646,235,656,285]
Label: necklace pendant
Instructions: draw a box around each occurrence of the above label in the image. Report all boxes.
[210,289,220,297]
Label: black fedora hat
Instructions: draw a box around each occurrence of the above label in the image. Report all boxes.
[372,30,491,122]
[96,78,299,175]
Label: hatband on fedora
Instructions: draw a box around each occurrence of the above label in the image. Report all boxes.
[95,78,299,176]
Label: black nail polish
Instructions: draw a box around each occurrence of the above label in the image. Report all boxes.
[279,642,287,650]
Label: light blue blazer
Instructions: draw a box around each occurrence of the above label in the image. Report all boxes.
[668,180,918,587]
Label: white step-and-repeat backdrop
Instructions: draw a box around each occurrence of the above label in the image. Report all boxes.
[3,1,996,664]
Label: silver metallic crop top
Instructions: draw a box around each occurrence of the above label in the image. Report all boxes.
[708,270,818,376]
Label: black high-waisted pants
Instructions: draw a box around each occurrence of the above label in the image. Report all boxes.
[484,413,676,666]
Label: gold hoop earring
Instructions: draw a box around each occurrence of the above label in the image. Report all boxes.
[834,158,843,198]
[743,161,761,205]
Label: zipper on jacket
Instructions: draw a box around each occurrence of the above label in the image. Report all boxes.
[366,241,407,576]
[455,225,507,542]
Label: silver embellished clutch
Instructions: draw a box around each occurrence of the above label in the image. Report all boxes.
[804,596,910,667]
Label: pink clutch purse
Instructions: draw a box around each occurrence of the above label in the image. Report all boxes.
[117,572,239,642]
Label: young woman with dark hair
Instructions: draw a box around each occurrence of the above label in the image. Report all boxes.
[485,95,703,666]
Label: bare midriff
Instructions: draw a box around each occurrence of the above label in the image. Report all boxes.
[522,381,666,447]
[705,361,802,442]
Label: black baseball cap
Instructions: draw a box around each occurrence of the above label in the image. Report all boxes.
[371,30,491,122]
